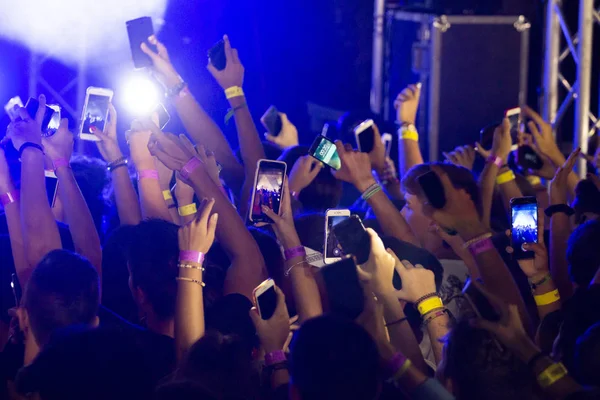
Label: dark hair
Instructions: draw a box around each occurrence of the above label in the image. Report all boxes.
[442,319,538,400]
[401,163,483,217]
[127,219,178,320]
[294,213,326,253]
[176,331,260,400]
[279,146,342,212]
[567,219,600,287]
[22,249,100,347]
[573,179,600,222]
[289,315,381,400]
[574,322,600,386]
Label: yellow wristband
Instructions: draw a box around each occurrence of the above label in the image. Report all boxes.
[178,203,197,217]
[534,289,561,306]
[495,170,516,185]
[162,190,173,201]
[399,127,419,142]
[392,359,412,381]
[225,86,244,99]
[526,175,542,186]
[537,362,568,388]
[416,296,444,315]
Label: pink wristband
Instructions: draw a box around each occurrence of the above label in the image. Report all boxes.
[284,246,306,261]
[0,190,19,207]
[486,154,504,168]
[52,157,69,171]
[265,350,286,366]
[179,251,205,264]
[385,352,408,378]
[138,169,159,181]
[468,237,495,256]
[179,157,202,181]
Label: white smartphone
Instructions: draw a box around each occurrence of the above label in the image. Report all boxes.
[44,104,62,137]
[248,159,287,224]
[354,119,375,153]
[80,87,114,141]
[4,96,24,121]
[381,133,393,158]
[253,278,277,320]
[505,107,521,151]
[324,208,351,265]
[44,170,59,208]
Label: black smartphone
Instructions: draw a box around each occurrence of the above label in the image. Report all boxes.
[332,215,371,265]
[126,17,156,69]
[320,257,364,319]
[208,39,227,71]
[517,146,544,171]
[354,119,375,153]
[45,172,59,208]
[462,278,501,322]
[261,106,283,137]
[25,98,56,133]
[254,279,277,320]
[510,196,538,260]
[153,103,170,130]
[417,170,446,209]
[249,160,287,224]
[309,135,341,170]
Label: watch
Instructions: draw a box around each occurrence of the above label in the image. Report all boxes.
[544,204,574,218]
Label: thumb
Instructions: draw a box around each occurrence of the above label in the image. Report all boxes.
[248,307,261,327]
[474,142,488,158]
[264,132,279,144]
[206,62,218,77]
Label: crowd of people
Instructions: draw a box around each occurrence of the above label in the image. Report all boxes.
[0,32,600,400]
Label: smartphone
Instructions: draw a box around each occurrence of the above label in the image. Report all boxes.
[462,278,501,322]
[80,87,113,141]
[517,146,544,170]
[25,98,57,134]
[4,96,24,121]
[11,273,21,307]
[324,209,351,264]
[332,215,371,265]
[510,196,538,260]
[253,278,277,320]
[44,170,59,207]
[207,39,227,71]
[261,106,282,137]
[152,103,170,130]
[417,170,446,209]
[354,119,375,153]
[321,256,364,319]
[126,17,156,69]
[382,133,393,158]
[249,160,287,224]
[309,135,341,170]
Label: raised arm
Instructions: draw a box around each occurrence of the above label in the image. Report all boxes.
[7,97,61,282]
[141,35,244,193]
[43,119,102,275]
[395,84,424,177]
[175,199,217,360]
[94,104,142,226]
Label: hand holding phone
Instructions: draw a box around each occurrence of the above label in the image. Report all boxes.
[325,209,351,264]
[207,39,227,71]
[332,215,371,265]
[249,160,287,224]
[354,119,375,153]
[261,106,283,137]
[250,281,292,353]
[24,97,58,135]
[510,196,538,260]
[309,135,341,170]
[320,257,364,319]
[253,279,278,320]
[80,87,114,141]
[4,96,24,121]
[126,17,156,69]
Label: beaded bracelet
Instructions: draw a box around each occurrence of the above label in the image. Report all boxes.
[413,292,439,305]
[529,273,552,291]
[178,263,205,271]
[422,309,447,326]
[176,276,205,287]
[462,232,493,249]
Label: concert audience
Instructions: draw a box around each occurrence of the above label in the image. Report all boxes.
[0,31,598,400]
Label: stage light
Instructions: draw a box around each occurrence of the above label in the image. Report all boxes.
[0,0,168,66]
[120,75,161,116]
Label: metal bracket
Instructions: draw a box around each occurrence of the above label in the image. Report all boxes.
[514,15,531,32]
[433,16,451,33]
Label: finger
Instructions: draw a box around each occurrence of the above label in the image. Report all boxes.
[580,153,595,163]
[264,133,278,144]
[281,176,292,214]
[231,48,241,64]
[140,42,160,60]
[474,142,489,158]
[443,152,458,164]
[198,198,215,226]
[206,62,218,77]
[401,259,415,270]
[387,248,406,275]
[274,285,286,309]
[522,242,546,257]
[344,143,354,152]
[223,34,233,62]
[248,307,261,326]
[207,213,219,238]
[261,205,281,222]
[527,121,542,142]
[151,36,170,60]
[356,266,371,283]
[179,134,198,157]
[334,140,347,157]
[522,106,545,127]
[537,204,545,244]
[106,103,117,132]
[563,147,580,173]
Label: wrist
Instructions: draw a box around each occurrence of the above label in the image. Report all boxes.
[511,335,540,362]
[105,152,125,164]
[456,221,488,241]
[280,234,302,251]
[263,343,285,354]
[228,95,246,107]
[133,158,155,171]
[355,177,378,193]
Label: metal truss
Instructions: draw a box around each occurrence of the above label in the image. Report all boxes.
[543,0,599,177]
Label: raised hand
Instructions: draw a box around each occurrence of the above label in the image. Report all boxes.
[126,120,154,168]
[388,249,436,303]
[207,35,244,90]
[0,147,12,193]
[522,106,563,164]
[511,206,548,280]
[491,118,512,163]
[249,284,290,353]
[357,229,396,296]
[261,178,298,247]
[288,155,322,194]
[93,103,123,163]
[177,198,218,254]
[332,141,375,192]
[7,94,46,150]
[195,144,222,188]
[368,123,386,172]
[264,113,299,150]
[42,119,74,162]
[144,120,196,172]
[443,145,476,170]
[394,83,421,125]
[140,35,181,88]
[549,147,579,205]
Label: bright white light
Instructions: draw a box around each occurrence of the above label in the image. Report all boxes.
[121,75,161,116]
[0,0,168,65]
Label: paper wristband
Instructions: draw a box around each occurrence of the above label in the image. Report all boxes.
[537,362,568,388]
[534,289,561,306]
[179,157,202,181]
[162,190,173,201]
[264,350,286,366]
[469,238,495,256]
[138,170,159,180]
[487,154,504,168]
[527,175,542,186]
[399,128,419,142]
[52,158,69,171]
[0,190,19,207]
[178,203,197,217]
[284,246,306,261]
[416,296,444,315]
[225,86,244,99]
[496,170,516,185]
[179,251,205,264]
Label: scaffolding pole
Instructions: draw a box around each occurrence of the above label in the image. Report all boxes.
[543,0,599,177]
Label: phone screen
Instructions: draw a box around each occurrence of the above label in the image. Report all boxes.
[332,215,371,265]
[326,215,349,259]
[511,198,538,259]
[126,17,156,69]
[257,285,277,320]
[82,94,111,134]
[356,125,375,153]
[4,96,23,121]
[25,98,56,133]
[417,171,446,209]
[321,257,364,319]
[251,161,285,223]
[309,136,341,170]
